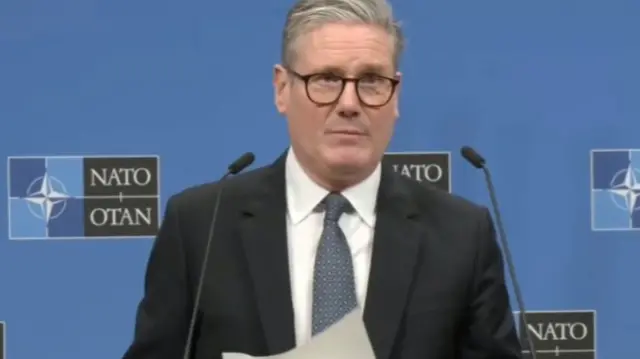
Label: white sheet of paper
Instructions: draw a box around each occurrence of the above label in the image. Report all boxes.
[222,309,374,359]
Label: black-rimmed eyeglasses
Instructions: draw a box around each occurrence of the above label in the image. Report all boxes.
[287,68,400,107]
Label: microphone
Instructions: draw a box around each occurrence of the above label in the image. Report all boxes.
[460,146,537,359]
[181,152,256,359]
[228,152,256,175]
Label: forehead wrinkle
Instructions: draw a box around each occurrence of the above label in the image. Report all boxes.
[287,23,395,73]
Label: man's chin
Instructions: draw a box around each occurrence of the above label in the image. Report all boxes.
[321,148,373,173]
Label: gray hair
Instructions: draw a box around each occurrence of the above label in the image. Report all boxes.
[281,0,405,69]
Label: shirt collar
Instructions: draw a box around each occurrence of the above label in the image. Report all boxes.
[285,147,380,227]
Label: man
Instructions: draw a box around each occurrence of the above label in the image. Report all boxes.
[122,0,522,358]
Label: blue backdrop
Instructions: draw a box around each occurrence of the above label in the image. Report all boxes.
[1,1,639,358]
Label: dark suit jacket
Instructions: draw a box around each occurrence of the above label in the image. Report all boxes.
[121,152,522,359]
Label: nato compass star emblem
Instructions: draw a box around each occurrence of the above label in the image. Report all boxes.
[608,165,640,215]
[25,173,70,223]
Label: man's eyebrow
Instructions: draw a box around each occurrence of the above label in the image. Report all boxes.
[308,64,391,75]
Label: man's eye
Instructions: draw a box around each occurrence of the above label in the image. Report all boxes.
[315,74,340,82]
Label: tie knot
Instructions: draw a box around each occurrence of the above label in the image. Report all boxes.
[322,193,352,222]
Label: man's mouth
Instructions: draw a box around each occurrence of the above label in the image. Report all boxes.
[327,129,366,136]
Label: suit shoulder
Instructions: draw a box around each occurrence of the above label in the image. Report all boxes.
[394,175,494,256]
[165,164,272,211]
[396,174,488,219]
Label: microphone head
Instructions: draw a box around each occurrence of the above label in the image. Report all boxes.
[460,146,486,169]
[228,152,255,174]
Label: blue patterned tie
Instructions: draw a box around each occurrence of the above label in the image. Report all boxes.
[311,193,358,336]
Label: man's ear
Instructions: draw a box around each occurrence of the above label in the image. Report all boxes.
[393,71,402,117]
[273,64,289,114]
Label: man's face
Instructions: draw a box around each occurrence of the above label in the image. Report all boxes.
[274,23,401,181]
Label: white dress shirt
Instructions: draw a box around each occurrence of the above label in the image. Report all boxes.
[284,147,381,345]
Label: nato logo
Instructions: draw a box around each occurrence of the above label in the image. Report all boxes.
[591,149,640,231]
[7,155,160,240]
[514,310,596,359]
[383,152,451,192]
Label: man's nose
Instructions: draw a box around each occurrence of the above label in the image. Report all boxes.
[337,82,361,118]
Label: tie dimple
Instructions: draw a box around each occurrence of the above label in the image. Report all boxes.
[311,192,358,336]
[323,193,352,221]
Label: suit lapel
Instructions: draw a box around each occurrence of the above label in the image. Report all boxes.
[239,153,296,354]
[364,168,422,359]
[237,153,423,357]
